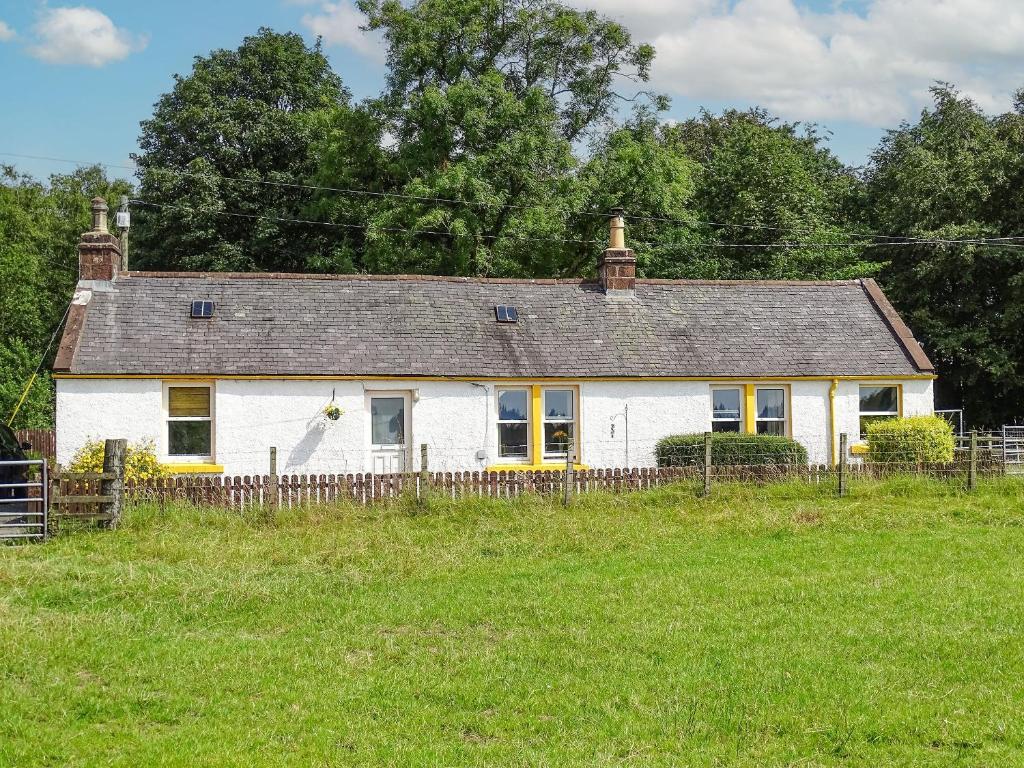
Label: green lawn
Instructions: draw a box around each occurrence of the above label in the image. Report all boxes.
[3,479,1024,766]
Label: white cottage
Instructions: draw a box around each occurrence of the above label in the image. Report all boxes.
[55,199,936,475]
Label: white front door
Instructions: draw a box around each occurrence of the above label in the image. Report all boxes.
[369,393,410,474]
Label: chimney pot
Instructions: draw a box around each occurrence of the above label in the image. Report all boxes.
[91,197,109,233]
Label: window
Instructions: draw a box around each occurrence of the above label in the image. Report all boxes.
[755,388,787,436]
[497,389,530,459]
[495,305,519,323]
[543,389,575,458]
[859,385,899,437]
[712,388,742,432]
[371,397,406,446]
[167,385,212,459]
[190,300,214,318]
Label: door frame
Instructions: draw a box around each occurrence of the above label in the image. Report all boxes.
[365,390,412,473]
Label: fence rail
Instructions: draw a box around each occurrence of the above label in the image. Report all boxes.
[0,459,48,541]
[118,458,1010,510]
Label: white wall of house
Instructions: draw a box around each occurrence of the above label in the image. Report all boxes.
[56,378,163,466]
[55,376,934,472]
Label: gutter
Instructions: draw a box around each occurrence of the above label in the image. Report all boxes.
[829,378,839,466]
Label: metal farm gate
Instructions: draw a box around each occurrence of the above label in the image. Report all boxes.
[0,459,48,541]
[1004,426,1024,473]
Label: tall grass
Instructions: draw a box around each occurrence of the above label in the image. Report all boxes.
[2,479,1023,766]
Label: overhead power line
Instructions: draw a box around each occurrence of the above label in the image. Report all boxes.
[6,150,1024,248]
[129,198,1024,250]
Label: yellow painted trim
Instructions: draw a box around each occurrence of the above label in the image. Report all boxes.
[486,463,590,473]
[743,384,756,434]
[530,385,543,465]
[53,373,938,382]
[850,443,869,456]
[829,378,839,466]
[164,463,224,475]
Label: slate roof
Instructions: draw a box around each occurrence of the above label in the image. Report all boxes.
[57,272,933,378]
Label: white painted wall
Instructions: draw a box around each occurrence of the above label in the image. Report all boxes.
[55,377,935,472]
[56,378,163,465]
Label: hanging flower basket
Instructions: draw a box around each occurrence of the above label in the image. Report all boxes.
[323,404,343,421]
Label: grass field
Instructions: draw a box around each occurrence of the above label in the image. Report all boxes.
[3,479,1024,766]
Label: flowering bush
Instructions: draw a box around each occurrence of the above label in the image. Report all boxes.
[866,415,954,464]
[68,439,169,483]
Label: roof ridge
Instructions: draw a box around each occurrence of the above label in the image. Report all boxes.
[123,271,595,285]
[122,270,862,287]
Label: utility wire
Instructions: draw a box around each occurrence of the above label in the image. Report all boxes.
[4,150,1019,246]
[130,198,1024,250]
[6,301,72,427]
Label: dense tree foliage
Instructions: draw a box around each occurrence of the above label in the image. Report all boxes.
[5,7,1024,426]
[0,166,132,428]
[865,86,1024,426]
[132,29,350,272]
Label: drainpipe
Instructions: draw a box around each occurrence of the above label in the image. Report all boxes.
[829,378,839,466]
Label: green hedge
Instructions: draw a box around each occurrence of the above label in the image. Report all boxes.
[866,415,954,464]
[655,433,809,467]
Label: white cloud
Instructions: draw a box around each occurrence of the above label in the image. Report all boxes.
[29,6,147,67]
[301,1,385,61]
[0,21,15,42]
[570,0,1024,126]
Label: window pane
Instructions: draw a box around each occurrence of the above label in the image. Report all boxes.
[544,390,573,420]
[860,386,898,413]
[371,397,405,445]
[169,387,210,418]
[168,421,211,456]
[757,421,786,436]
[712,421,741,433]
[544,422,573,454]
[712,389,741,420]
[757,389,785,419]
[499,423,529,458]
[498,390,529,421]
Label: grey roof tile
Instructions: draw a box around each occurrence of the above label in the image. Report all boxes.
[64,274,927,378]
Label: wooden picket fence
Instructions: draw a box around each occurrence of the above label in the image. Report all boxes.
[15,429,56,462]
[124,466,719,509]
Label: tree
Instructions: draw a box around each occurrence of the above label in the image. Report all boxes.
[0,165,132,428]
[313,0,661,277]
[133,29,350,273]
[572,116,701,278]
[865,85,1023,426]
[664,109,875,280]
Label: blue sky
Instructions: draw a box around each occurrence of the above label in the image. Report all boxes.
[2,0,1023,184]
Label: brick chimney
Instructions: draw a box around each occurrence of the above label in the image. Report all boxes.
[599,208,636,294]
[79,197,122,282]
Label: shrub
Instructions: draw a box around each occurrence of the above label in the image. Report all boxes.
[656,433,809,466]
[68,439,169,483]
[866,415,954,464]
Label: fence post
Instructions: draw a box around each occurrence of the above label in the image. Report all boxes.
[838,433,848,498]
[269,447,279,508]
[101,438,127,528]
[968,430,978,491]
[703,431,712,497]
[563,450,574,506]
[419,443,429,505]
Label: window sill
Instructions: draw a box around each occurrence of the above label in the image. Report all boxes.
[850,444,870,456]
[486,463,589,472]
[164,463,224,475]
